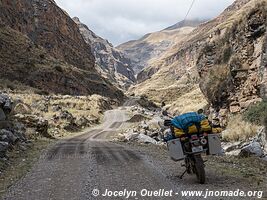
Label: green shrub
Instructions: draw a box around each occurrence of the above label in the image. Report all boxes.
[244,101,267,125]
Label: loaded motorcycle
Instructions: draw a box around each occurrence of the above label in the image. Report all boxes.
[161,113,222,184]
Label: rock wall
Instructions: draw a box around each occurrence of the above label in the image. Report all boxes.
[260,33,267,99]
[0,0,95,70]
[197,1,267,113]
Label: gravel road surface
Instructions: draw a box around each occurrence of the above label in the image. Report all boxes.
[2,107,266,200]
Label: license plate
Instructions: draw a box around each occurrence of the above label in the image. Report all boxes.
[192,146,203,153]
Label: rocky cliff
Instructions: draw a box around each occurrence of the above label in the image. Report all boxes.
[0,0,124,101]
[130,0,267,115]
[197,0,267,114]
[73,17,136,89]
[117,20,204,75]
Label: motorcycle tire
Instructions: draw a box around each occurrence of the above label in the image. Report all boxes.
[193,154,206,184]
[185,157,192,174]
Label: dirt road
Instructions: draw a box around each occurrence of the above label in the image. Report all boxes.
[2,107,266,200]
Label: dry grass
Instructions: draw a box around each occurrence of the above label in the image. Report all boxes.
[6,90,113,137]
[222,115,259,142]
[169,87,208,115]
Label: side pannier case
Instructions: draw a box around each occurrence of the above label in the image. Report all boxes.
[167,138,185,161]
[208,134,222,155]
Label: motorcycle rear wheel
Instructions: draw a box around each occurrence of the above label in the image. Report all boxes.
[193,154,205,184]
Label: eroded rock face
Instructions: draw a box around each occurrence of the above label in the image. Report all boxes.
[0,0,94,70]
[197,2,267,112]
[73,17,136,89]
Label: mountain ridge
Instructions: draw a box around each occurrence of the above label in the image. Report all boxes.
[73,17,136,89]
[117,19,205,74]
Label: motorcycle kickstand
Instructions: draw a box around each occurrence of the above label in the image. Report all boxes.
[179,169,187,179]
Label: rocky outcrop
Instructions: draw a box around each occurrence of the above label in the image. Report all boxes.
[197,0,267,112]
[0,0,94,70]
[0,94,37,164]
[73,17,136,89]
[0,0,124,101]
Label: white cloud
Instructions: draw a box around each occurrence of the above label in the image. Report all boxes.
[55,0,235,45]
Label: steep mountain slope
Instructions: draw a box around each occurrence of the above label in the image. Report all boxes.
[117,20,204,74]
[130,0,267,114]
[0,0,124,100]
[73,17,136,89]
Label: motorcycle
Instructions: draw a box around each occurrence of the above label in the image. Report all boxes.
[160,113,222,184]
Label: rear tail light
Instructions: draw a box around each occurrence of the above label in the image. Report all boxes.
[191,135,198,140]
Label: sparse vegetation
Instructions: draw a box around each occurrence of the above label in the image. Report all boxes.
[201,64,230,106]
[222,45,232,63]
[244,100,267,125]
[5,90,114,138]
[169,87,208,114]
[222,115,259,142]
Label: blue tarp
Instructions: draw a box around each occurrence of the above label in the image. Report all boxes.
[171,112,205,131]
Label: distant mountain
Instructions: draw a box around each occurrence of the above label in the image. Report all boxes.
[0,0,124,101]
[164,19,207,31]
[73,17,136,89]
[117,20,205,74]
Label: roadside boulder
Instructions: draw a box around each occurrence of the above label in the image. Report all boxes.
[14,114,50,138]
[256,126,267,154]
[137,133,157,144]
[0,141,9,157]
[76,116,90,127]
[0,129,19,144]
[124,130,139,141]
[13,103,32,114]
[0,93,12,120]
[59,110,74,122]
[0,108,6,121]
[239,141,263,157]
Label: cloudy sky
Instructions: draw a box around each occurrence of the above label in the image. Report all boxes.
[55,0,235,45]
